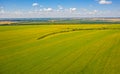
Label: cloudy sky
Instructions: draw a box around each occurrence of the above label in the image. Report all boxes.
[0,0,120,18]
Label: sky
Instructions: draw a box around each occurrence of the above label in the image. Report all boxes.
[0,0,120,18]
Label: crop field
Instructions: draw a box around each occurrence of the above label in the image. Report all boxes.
[0,24,120,74]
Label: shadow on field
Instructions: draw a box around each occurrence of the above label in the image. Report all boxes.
[37,27,120,40]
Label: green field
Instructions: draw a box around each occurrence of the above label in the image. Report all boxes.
[0,24,120,74]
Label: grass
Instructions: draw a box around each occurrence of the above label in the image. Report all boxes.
[0,24,120,74]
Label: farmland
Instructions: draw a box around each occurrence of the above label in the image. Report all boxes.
[0,24,120,74]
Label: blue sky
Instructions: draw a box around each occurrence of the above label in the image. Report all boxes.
[0,0,120,18]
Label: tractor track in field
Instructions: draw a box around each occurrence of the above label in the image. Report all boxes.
[37,27,120,40]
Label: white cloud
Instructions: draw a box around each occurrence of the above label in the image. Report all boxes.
[1,5,120,18]
[99,0,112,4]
[14,11,23,14]
[88,10,98,15]
[94,10,98,13]
[0,6,5,13]
[32,3,39,7]
[81,8,88,12]
[39,9,43,11]
[70,8,77,12]
[43,8,53,12]
[0,10,4,13]
[0,10,119,18]
[58,5,63,10]
[57,5,64,12]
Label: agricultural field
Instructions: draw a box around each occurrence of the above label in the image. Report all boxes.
[0,24,120,74]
